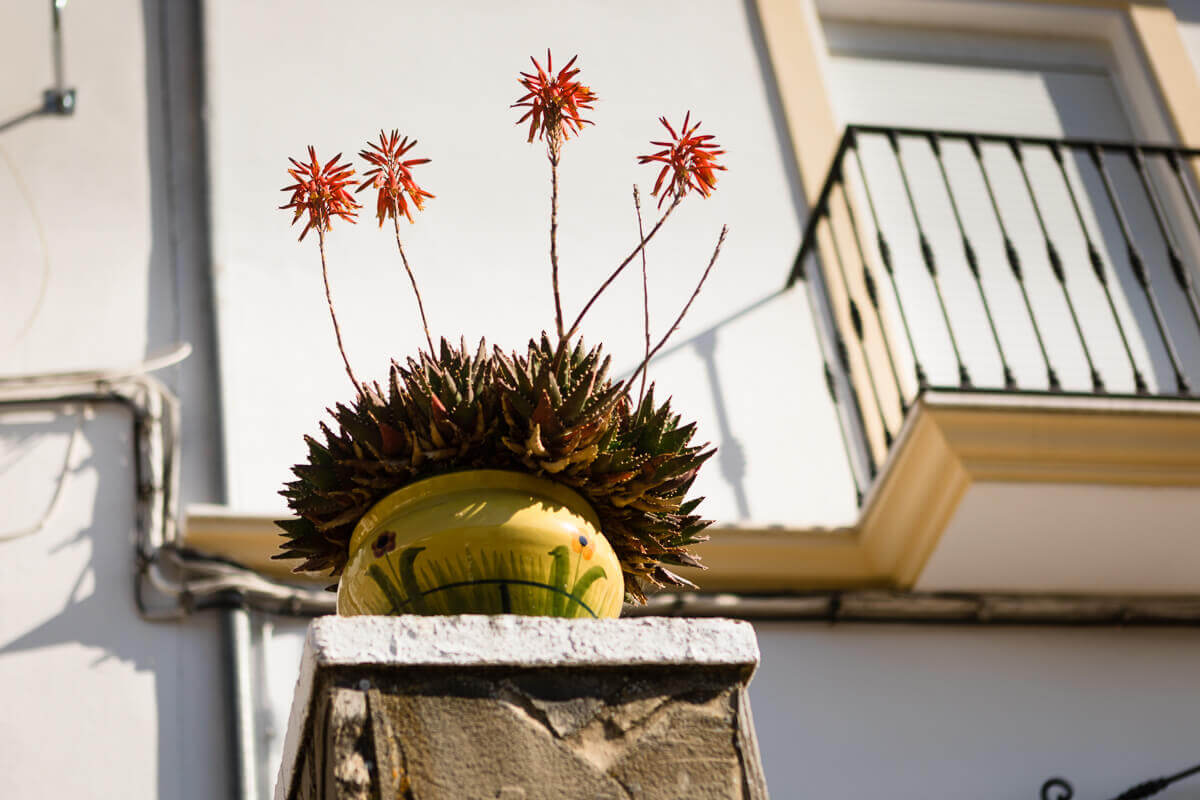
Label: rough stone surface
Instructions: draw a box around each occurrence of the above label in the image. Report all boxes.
[278,616,767,800]
[304,615,761,668]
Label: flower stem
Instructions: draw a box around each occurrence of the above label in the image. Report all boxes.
[633,185,651,405]
[628,226,727,390]
[550,149,565,339]
[317,228,364,398]
[564,194,682,343]
[392,215,435,354]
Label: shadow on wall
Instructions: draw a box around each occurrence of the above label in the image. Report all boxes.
[0,411,224,795]
[643,295,786,520]
[740,0,811,224]
[621,284,862,527]
[140,0,226,508]
[0,0,230,793]
[609,0,849,525]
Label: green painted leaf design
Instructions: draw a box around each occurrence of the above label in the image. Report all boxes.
[547,545,571,617]
[566,565,606,616]
[368,563,406,614]
[396,546,429,613]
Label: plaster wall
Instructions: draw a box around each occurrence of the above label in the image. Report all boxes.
[0,1,226,798]
[201,0,857,528]
[751,622,1200,799]
[917,482,1200,594]
[0,406,226,799]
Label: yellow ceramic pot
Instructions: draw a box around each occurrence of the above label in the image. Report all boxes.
[337,470,624,618]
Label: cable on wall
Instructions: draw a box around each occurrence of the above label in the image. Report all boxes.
[0,144,53,346]
[0,403,89,543]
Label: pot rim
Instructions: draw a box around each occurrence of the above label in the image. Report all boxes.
[347,469,603,555]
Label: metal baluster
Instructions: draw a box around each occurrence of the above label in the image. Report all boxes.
[849,131,928,391]
[929,133,1016,389]
[836,172,909,414]
[1090,145,1190,394]
[1010,139,1104,392]
[801,245,876,491]
[970,135,1061,390]
[821,207,894,446]
[888,131,972,387]
[1133,148,1200,339]
[1052,143,1148,393]
[1166,154,1200,335]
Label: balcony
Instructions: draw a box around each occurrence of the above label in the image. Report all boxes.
[785,124,1200,595]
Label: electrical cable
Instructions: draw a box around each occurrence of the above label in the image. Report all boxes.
[0,143,52,347]
[0,403,89,542]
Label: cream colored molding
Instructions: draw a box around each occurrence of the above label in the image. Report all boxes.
[184,393,1200,594]
[1128,3,1200,146]
[857,403,971,587]
[678,526,882,592]
[183,507,321,584]
[860,393,1200,588]
[752,0,840,198]
[930,395,1200,486]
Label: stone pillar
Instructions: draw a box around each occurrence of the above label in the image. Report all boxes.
[275,616,768,800]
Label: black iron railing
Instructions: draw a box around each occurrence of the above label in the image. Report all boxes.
[1042,760,1200,800]
[791,124,1200,501]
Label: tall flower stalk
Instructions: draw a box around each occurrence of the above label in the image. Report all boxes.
[633,185,651,403]
[279,147,364,397]
[357,130,436,354]
[513,51,596,337]
[628,226,728,390]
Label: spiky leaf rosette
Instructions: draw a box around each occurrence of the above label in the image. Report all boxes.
[275,338,498,578]
[493,335,713,601]
[276,334,713,602]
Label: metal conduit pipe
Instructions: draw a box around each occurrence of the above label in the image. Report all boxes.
[218,597,260,800]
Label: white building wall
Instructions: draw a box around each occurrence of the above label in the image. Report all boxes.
[751,623,1200,799]
[0,0,226,797]
[0,407,226,798]
[202,0,857,528]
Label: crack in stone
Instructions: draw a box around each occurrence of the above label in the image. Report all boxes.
[293,663,765,799]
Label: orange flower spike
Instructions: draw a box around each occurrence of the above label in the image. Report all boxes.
[356,130,435,226]
[279,146,360,241]
[637,112,727,209]
[512,49,597,146]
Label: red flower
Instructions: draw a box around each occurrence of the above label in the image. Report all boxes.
[637,113,726,208]
[279,147,360,241]
[513,50,597,146]
[356,130,435,225]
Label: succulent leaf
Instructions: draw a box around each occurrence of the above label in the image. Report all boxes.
[277,335,712,599]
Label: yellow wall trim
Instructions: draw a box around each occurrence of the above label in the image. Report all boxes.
[184,394,1200,593]
[1129,3,1200,147]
